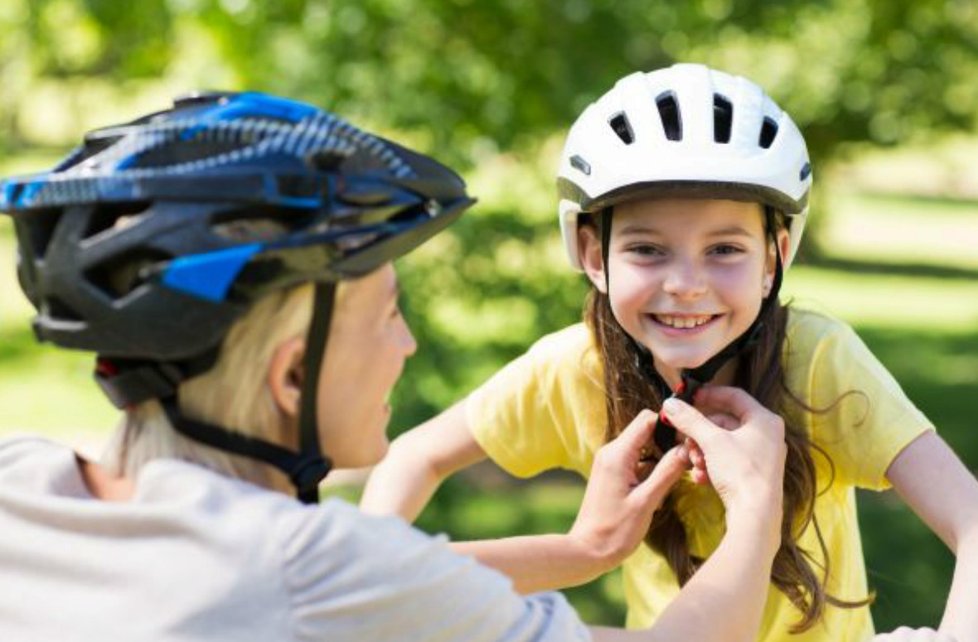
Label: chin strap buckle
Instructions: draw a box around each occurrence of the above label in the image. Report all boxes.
[290,454,333,504]
[652,373,704,454]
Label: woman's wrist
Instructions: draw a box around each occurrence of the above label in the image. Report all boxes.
[564,530,623,580]
[724,491,784,551]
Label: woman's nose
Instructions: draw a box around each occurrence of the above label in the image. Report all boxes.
[400,317,418,357]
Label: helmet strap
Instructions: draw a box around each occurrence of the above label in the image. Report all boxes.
[160,396,332,496]
[295,282,337,503]
[109,282,338,503]
[599,207,612,291]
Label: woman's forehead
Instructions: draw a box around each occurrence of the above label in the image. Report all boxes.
[336,263,398,310]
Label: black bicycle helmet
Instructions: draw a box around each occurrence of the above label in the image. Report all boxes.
[0,90,474,502]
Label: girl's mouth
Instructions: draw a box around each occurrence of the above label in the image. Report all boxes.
[650,313,720,330]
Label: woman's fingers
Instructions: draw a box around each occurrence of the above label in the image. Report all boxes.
[614,409,658,461]
[635,444,688,507]
[707,412,739,431]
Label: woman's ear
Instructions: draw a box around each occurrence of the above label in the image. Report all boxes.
[268,336,306,419]
[578,224,608,294]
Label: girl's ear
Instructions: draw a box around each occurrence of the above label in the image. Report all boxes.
[764,228,792,295]
[578,224,608,294]
[777,227,791,265]
[268,336,306,419]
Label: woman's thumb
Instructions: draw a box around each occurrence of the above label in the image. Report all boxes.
[635,444,688,508]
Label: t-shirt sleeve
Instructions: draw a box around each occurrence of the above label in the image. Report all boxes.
[465,326,605,478]
[799,317,935,491]
[279,499,591,642]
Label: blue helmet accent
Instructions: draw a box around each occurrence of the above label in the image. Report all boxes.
[0,91,415,212]
[161,243,264,302]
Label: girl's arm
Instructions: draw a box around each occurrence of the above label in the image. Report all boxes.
[363,400,692,594]
[361,400,486,522]
[886,431,978,642]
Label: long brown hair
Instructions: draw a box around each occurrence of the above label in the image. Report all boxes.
[584,217,871,633]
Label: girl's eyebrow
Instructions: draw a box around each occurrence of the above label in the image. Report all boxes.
[616,224,756,238]
[706,225,755,238]
[616,224,662,237]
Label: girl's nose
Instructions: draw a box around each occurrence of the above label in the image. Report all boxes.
[662,257,707,299]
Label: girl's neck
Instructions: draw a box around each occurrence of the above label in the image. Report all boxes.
[655,358,739,392]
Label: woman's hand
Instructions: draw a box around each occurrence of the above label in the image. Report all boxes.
[873,627,957,641]
[568,409,690,567]
[663,386,787,521]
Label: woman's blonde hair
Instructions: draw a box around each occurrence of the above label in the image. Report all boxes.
[101,283,315,489]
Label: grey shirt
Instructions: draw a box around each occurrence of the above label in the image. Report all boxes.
[0,437,590,641]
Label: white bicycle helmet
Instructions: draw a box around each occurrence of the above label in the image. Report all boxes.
[557,63,811,270]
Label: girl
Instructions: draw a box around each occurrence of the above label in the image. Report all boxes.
[361,64,978,641]
[0,89,795,641]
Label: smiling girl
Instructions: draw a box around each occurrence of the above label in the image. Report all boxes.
[362,64,978,641]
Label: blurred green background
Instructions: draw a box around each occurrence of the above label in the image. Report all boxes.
[1,0,977,632]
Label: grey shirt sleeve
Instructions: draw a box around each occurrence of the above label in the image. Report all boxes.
[278,499,591,642]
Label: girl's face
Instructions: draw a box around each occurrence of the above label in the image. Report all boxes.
[316,263,417,468]
[583,198,780,388]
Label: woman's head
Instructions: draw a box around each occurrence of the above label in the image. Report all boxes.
[578,197,789,385]
[265,263,416,470]
[111,262,415,488]
[1,91,472,500]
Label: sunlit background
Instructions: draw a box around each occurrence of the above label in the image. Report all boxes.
[1,0,976,630]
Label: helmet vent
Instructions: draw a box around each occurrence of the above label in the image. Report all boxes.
[759,117,779,149]
[570,154,591,175]
[85,249,173,300]
[19,208,63,260]
[42,296,83,322]
[655,93,682,141]
[61,134,124,171]
[713,95,733,143]
[83,202,152,242]
[609,112,635,144]
[133,139,246,168]
[210,207,308,242]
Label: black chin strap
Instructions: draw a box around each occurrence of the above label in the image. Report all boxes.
[600,207,784,453]
[161,396,331,497]
[295,282,336,503]
[103,283,337,504]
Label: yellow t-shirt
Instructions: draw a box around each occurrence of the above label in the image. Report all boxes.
[466,308,934,642]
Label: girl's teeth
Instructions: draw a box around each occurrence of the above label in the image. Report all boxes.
[656,314,712,328]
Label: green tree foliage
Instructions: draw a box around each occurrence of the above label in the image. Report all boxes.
[2,0,977,629]
[6,0,978,162]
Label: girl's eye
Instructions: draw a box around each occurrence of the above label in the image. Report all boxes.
[626,244,665,257]
[709,244,745,256]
